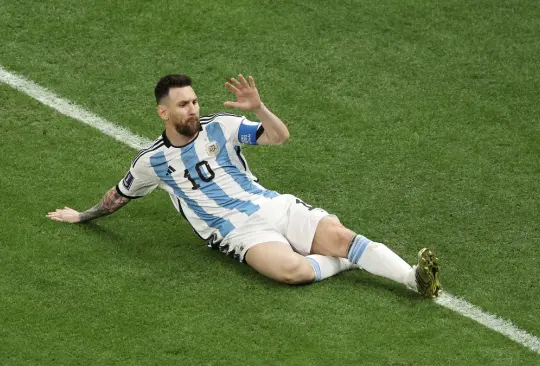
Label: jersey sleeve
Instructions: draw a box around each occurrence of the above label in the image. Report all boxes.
[217,113,265,146]
[116,159,160,199]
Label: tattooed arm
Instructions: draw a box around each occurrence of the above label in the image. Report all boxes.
[47,187,130,223]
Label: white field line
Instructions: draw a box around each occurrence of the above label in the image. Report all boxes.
[1,65,539,356]
[436,292,539,354]
[0,66,152,150]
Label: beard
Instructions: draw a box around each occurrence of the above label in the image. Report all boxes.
[174,117,201,137]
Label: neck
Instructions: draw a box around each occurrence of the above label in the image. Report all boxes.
[165,124,198,147]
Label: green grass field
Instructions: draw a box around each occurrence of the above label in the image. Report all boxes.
[1,0,539,364]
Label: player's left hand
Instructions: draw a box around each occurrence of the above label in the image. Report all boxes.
[224,74,262,112]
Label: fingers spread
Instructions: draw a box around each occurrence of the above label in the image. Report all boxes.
[223,101,239,108]
[249,75,256,88]
[225,82,240,94]
[230,77,242,89]
[238,74,249,87]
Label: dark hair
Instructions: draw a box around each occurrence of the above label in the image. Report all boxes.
[154,74,192,104]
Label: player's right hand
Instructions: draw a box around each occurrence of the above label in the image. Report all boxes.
[46,207,81,223]
[224,74,262,112]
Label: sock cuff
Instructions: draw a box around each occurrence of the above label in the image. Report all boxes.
[306,257,322,281]
[347,235,371,263]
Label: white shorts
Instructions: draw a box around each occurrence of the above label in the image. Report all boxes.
[218,194,337,262]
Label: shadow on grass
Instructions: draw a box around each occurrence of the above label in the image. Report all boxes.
[74,220,425,301]
[77,220,123,241]
[350,271,423,301]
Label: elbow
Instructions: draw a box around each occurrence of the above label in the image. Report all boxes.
[275,128,290,145]
[263,128,290,145]
[280,130,290,144]
[273,135,289,145]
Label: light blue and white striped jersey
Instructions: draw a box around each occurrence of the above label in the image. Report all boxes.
[116,113,279,245]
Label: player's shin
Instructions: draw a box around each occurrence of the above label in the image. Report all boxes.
[347,235,416,288]
[305,255,356,282]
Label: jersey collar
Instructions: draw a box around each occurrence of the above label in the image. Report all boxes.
[162,129,201,149]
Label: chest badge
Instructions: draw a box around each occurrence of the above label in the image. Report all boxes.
[206,141,219,157]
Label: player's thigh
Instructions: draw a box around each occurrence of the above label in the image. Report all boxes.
[244,242,315,285]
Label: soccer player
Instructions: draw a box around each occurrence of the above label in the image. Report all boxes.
[47,74,441,298]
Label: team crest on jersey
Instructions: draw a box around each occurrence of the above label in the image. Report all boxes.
[206,141,219,157]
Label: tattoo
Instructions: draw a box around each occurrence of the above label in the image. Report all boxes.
[79,187,130,222]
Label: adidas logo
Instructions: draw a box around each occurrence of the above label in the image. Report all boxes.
[166,166,176,175]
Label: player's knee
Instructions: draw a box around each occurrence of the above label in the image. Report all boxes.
[319,218,354,245]
[312,218,356,257]
[278,257,310,285]
[339,226,356,246]
[329,222,355,248]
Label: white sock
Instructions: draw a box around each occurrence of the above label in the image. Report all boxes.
[348,235,416,288]
[306,255,356,281]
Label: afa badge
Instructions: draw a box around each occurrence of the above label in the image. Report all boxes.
[206,141,219,157]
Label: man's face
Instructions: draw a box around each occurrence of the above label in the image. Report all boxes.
[159,86,200,137]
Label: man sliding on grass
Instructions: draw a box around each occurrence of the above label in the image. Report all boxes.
[48,74,441,297]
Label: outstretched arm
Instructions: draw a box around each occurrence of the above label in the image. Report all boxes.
[224,74,289,145]
[47,186,130,223]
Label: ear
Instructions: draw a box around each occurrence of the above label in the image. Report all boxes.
[157,104,168,121]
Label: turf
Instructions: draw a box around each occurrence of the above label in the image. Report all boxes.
[1,0,539,364]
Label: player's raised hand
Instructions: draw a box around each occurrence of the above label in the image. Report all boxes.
[224,74,262,111]
[46,207,81,223]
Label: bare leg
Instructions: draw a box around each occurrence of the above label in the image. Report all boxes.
[311,217,416,288]
[244,242,316,284]
[311,217,355,257]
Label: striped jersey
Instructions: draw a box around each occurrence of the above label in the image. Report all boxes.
[116,112,279,245]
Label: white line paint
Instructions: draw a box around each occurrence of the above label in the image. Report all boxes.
[1,64,539,356]
[436,292,540,354]
[0,66,152,150]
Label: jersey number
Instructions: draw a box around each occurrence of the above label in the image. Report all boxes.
[184,161,215,190]
[296,198,314,211]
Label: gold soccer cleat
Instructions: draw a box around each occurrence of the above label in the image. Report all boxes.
[414,248,441,298]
